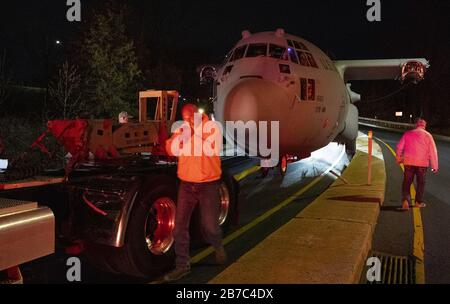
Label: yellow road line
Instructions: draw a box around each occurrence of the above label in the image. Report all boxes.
[375,136,425,284]
[233,165,261,182]
[190,147,346,265]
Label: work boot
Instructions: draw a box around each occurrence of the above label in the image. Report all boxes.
[163,266,190,282]
[215,246,227,265]
[415,202,427,208]
[400,200,410,211]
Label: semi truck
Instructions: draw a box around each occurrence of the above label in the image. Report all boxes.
[0,90,254,281]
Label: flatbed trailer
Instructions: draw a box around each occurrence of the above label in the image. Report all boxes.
[0,176,65,191]
[0,154,256,279]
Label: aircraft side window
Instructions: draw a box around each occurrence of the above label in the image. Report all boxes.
[293,40,308,51]
[279,64,291,74]
[288,47,299,64]
[297,51,310,66]
[305,53,319,68]
[292,41,301,49]
[307,79,316,101]
[222,65,233,76]
[269,44,288,60]
[246,43,267,58]
[300,78,307,100]
[231,45,247,61]
[298,42,309,51]
[300,78,316,101]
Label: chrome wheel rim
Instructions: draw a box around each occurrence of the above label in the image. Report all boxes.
[144,197,176,255]
[218,182,230,226]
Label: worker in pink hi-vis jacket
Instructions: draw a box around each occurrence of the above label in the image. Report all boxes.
[396,118,439,210]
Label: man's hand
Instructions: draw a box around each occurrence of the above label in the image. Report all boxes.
[431,168,438,174]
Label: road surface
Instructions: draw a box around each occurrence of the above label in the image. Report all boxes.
[361,125,450,284]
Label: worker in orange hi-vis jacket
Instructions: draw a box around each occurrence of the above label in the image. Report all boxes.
[396,118,439,210]
[163,103,226,282]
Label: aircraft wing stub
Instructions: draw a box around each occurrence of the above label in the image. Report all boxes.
[334,58,430,83]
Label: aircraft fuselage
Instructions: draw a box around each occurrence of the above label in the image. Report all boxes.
[214,30,350,158]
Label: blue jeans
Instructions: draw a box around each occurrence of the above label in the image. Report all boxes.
[173,180,223,268]
[402,165,427,203]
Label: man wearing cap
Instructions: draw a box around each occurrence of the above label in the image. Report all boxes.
[118,111,132,124]
[396,118,439,210]
[163,103,226,282]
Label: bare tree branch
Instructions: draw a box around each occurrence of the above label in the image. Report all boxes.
[49,61,83,119]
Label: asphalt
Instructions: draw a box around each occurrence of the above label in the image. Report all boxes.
[209,134,385,283]
[361,126,450,284]
[18,143,349,283]
[178,143,349,284]
[18,126,450,284]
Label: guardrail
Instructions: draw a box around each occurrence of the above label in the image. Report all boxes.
[358,117,414,131]
[359,117,450,142]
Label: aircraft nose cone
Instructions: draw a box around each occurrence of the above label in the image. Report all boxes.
[221,78,291,155]
[223,79,260,123]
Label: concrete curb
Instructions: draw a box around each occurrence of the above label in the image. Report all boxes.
[209,134,386,284]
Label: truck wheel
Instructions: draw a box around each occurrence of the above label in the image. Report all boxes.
[218,177,236,231]
[84,243,122,275]
[106,176,178,278]
[190,175,237,246]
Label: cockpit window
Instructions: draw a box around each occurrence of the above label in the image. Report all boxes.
[305,53,318,68]
[230,45,247,62]
[246,43,267,57]
[289,40,308,51]
[269,44,288,60]
[286,39,319,68]
[223,50,234,64]
[297,51,310,66]
[288,47,299,64]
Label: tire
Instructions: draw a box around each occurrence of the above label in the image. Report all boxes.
[85,175,178,278]
[191,174,238,245]
[346,139,357,156]
[84,174,238,278]
[83,243,122,275]
[261,167,270,178]
[218,174,238,232]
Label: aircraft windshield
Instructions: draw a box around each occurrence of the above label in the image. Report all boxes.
[230,45,247,61]
[246,43,267,57]
[269,44,288,60]
[288,47,299,64]
[223,50,234,64]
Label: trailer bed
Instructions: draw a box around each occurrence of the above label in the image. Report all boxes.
[0,176,65,191]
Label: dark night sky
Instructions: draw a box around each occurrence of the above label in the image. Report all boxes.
[0,0,449,85]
